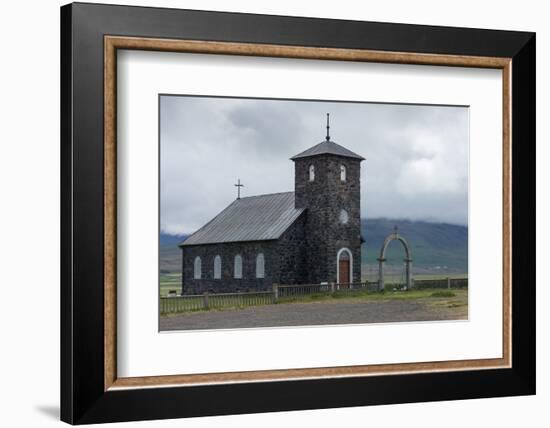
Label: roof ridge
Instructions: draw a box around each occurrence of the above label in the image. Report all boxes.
[238,190,294,200]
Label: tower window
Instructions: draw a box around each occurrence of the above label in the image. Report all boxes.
[340,165,347,182]
[309,164,315,182]
[339,209,349,225]
[214,255,222,279]
[193,256,202,279]
[256,253,265,278]
[234,254,243,279]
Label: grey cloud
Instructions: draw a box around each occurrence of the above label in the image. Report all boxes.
[160,96,468,235]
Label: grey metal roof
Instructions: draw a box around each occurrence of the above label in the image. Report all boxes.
[180,192,304,246]
[291,140,365,161]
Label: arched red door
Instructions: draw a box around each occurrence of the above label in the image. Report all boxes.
[338,250,351,285]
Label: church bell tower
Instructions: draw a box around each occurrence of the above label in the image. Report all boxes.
[291,114,365,285]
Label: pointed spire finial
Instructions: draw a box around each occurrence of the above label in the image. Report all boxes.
[326,113,330,141]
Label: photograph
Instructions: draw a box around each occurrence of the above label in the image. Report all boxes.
[49,0,538,424]
[54,2,536,424]
[159,95,469,331]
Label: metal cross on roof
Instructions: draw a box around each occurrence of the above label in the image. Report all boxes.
[234,178,244,200]
[326,113,331,141]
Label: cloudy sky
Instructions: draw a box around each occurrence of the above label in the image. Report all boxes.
[160,95,469,236]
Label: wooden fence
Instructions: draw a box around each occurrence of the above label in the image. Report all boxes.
[412,277,468,290]
[160,277,468,314]
[277,281,379,298]
[160,290,273,314]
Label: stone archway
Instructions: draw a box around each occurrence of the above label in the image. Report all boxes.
[377,227,413,291]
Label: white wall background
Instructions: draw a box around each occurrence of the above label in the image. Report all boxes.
[0,0,546,427]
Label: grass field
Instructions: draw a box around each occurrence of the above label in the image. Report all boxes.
[375,273,468,281]
[160,273,182,297]
[278,287,467,305]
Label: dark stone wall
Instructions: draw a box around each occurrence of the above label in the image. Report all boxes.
[294,157,329,283]
[325,156,362,283]
[294,154,363,283]
[180,214,308,294]
[181,240,277,294]
[276,213,308,285]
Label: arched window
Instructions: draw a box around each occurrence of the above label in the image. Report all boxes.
[340,164,347,182]
[256,253,265,278]
[234,254,243,279]
[309,164,315,181]
[214,255,222,279]
[193,256,202,279]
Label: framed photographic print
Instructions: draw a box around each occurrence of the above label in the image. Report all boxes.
[60,2,535,424]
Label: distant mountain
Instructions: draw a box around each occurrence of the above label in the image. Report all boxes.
[159,233,186,274]
[362,218,467,273]
[160,219,467,275]
[160,233,187,247]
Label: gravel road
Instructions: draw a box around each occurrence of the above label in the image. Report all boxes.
[160,298,466,331]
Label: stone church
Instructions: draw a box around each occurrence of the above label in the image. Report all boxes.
[179,117,364,294]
